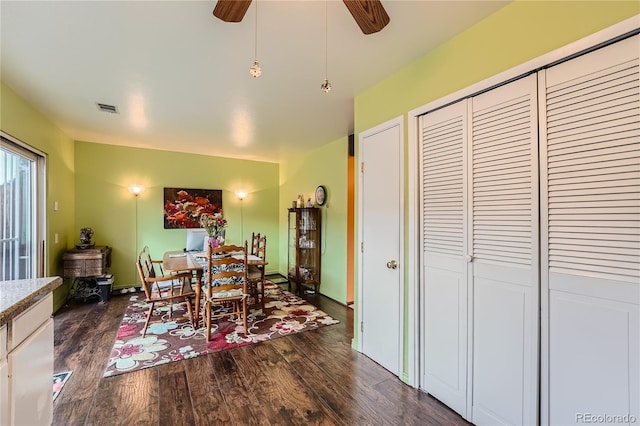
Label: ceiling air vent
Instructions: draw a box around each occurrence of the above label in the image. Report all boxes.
[96,102,119,114]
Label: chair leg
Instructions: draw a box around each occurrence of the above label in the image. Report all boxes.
[206,301,211,341]
[142,301,155,337]
[242,298,248,334]
[204,303,211,341]
[259,279,265,310]
[185,297,195,328]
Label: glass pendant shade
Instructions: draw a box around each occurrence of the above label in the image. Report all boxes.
[321,78,331,93]
[249,60,262,78]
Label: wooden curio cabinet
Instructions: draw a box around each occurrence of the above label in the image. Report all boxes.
[287,208,321,294]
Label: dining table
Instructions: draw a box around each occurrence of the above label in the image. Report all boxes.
[162,251,204,322]
[162,250,268,322]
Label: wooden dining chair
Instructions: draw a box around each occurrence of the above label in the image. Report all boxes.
[203,242,249,340]
[136,247,196,337]
[250,232,261,256]
[140,245,166,278]
[247,234,267,310]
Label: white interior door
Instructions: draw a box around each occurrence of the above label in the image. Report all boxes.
[358,117,403,376]
[420,99,469,417]
[540,35,640,426]
[470,74,539,426]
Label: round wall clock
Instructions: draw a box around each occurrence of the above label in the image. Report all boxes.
[315,185,326,206]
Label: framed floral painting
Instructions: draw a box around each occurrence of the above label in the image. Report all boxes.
[163,187,223,229]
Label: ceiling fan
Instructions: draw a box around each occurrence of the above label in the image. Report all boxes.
[212,0,390,35]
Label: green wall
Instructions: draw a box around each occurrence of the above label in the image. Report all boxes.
[356,1,640,132]
[0,82,76,311]
[280,137,349,304]
[352,1,639,375]
[74,141,280,290]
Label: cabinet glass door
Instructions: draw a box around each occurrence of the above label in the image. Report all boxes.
[288,208,321,293]
[297,209,318,282]
[288,210,297,280]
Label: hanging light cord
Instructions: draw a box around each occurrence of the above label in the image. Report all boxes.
[320,0,331,92]
[249,0,262,77]
[254,0,259,61]
[324,0,328,79]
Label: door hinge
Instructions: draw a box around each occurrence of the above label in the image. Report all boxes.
[360,321,363,333]
[361,242,363,253]
[360,162,364,173]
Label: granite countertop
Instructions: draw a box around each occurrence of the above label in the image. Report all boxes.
[0,276,63,327]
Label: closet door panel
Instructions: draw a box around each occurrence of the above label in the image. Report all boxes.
[549,292,638,424]
[423,254,467,414]
[541,34,640,425]
[472,275,528,425]
[420,100,469,417]
[470,74,539,426]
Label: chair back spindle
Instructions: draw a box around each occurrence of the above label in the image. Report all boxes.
[204,242,249,339]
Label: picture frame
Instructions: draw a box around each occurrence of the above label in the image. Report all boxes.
[163,187,222,229]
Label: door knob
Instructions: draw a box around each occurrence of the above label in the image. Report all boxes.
[386,260,398,269]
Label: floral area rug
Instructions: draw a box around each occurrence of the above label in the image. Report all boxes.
[53,371,73,401]
[104,282,338,377]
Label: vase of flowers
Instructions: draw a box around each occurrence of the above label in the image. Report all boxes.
[200,213,227,248]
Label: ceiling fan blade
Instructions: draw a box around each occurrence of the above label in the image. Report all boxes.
[213,0,253,23]
[342,0,390,35]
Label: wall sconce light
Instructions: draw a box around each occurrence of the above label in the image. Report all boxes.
[128,184,145,196]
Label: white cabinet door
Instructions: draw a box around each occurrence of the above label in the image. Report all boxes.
[9,318,54,426]
[0,359,8,426]
[0,324,7,425]
[0,325,6,360]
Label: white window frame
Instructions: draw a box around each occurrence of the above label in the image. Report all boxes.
[1,131,46,279]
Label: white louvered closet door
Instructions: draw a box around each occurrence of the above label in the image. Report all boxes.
[420,100,469,417]
[539,35,639,426]
[470,74,539,426]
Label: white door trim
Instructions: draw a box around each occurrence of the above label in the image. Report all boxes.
[407,114,419,387]
[356,115,405,378]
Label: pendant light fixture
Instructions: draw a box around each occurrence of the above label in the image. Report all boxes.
[321,0,331,93]
[249,0,262,78]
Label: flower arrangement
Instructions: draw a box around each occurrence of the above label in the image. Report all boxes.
[200,213,227,238]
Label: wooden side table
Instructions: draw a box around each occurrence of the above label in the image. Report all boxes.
[63,246,112,302]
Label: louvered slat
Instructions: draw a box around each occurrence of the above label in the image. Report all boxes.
[546,57,640,282]
[422,109,465,256]
[472,91,534,266]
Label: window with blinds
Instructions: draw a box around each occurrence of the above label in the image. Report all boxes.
[545,58,640,283]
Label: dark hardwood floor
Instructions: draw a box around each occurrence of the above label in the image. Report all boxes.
[53,286,469,425]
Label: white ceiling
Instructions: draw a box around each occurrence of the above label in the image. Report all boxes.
[1,0,510,163]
